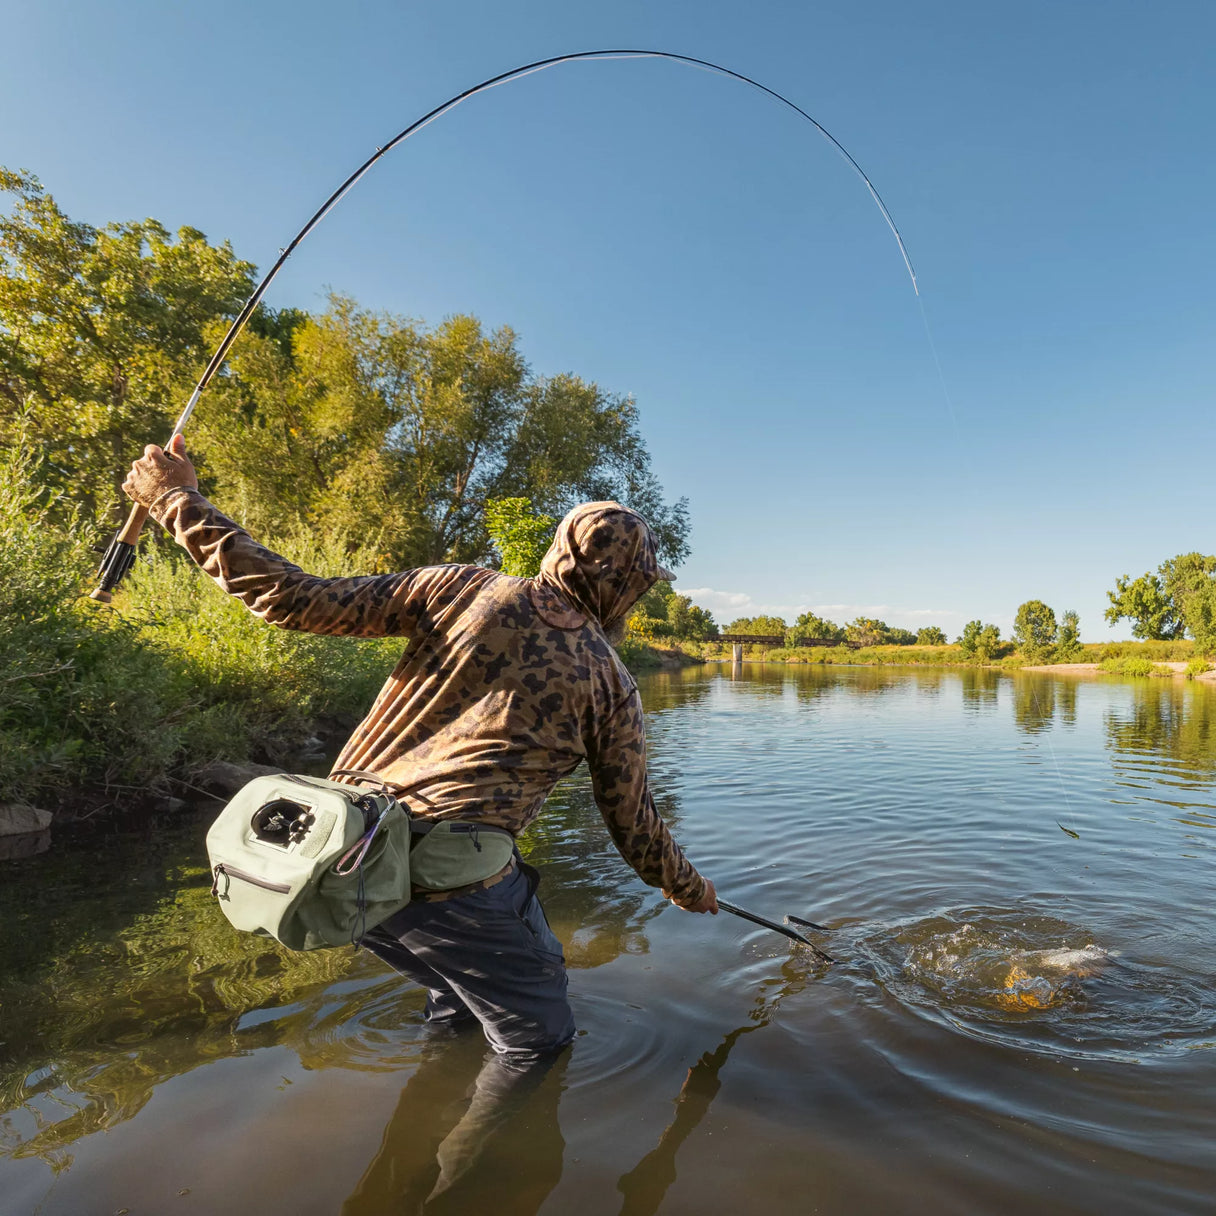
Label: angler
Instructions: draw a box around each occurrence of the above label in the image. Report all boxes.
[122,437,718,1066]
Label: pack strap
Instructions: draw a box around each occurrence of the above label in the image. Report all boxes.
[329,768,392,796]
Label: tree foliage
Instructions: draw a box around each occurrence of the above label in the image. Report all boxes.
[916,626,947,645]
[630,581,716,641]
[845,617,888,647]
[1,171,690,570]
[1105,553,1216,652]
[789,612,846,645]
[1056,609,1083,660]
[1013,599,1058,660]
[726,614,788,638]
[0,167,255,518]
[1105,571,1182,640]
[484,497,557,577]
[958,619,1002,662]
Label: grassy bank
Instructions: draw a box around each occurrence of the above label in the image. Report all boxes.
[1,447,399,816]
[678,638,1200,670]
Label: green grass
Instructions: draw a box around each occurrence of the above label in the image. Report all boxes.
[0,444,398,813]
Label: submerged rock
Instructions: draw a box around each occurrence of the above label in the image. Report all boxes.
[0,803,53,836]
[0,804,53,861]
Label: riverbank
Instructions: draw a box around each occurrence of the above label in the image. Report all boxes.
[1020,660,1216,682]
[674,638,1205,673]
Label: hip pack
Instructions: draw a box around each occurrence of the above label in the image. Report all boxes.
[206,769,515,951]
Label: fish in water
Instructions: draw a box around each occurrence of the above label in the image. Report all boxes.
[998,945,1109,1010]
[1023,945,1109,974]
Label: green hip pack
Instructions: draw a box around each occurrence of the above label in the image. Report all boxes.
[205,769,516,951]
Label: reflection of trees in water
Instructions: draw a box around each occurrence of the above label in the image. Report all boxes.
[1105,680,1216,781]
[996,675,1085,735]
[615,955,818,1216]
[959,668,1001,712]
[0,777,662,1169]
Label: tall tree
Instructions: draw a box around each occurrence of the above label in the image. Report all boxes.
[789,612,845,644]
[0,167,255,518]
[958,620,1001,662]
[196,298,690,569]
[1013,599,1058,660]
[1104,571,1182,639]
[1056,609,1083,660]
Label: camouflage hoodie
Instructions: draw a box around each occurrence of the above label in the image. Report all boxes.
[148,491,706,904]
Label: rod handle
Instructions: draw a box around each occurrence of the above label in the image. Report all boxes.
[116,501,150,544]
[88,502,150,603]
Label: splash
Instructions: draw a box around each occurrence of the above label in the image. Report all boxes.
[858,908,1215,1060]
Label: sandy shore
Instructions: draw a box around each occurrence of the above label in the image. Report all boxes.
[1019,661,1216,682]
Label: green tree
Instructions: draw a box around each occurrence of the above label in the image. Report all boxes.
[1013,599,1058,661]
[885,627,917,645]
[1055,609,1083,660]
[1104,572,1182,639]
[958,620,1002,662]
[845,617,887,647]
[916,626,947,645]
[484,497,557,577]
[788,612,845,645]
[0,167,256,519]
[726,615,788,638]
[197,298,690,570]
[1105,554,1216,651]
[1161,553,1216,655]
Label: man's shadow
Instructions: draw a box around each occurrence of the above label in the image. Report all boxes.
[615,955,818,1216]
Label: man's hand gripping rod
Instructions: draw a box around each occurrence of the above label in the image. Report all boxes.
[89,388,202,603]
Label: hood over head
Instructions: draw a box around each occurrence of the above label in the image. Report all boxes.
[534,501,665,632]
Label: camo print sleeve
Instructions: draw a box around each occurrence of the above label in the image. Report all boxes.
[149,488,439,637]
[587,693,705,905]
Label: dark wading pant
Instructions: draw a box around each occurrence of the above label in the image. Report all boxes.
[364,859,576,1065]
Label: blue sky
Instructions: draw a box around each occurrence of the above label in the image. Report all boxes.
[4,0,1213,639]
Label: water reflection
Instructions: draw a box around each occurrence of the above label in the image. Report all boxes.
[342,1038,567,1216]
[615,956,816,1216]
[1105,679,1216,784]
[960,667,1001,712]
[0,779,661,1166]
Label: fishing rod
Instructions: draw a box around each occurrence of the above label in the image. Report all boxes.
[89,47,918,602]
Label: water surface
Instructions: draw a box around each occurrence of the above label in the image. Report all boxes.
[2,665,1214,1214]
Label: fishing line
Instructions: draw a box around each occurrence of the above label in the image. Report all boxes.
[92,47,920,599]
[164,48,918,439]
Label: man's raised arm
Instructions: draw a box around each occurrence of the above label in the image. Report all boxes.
[123,437,428,638]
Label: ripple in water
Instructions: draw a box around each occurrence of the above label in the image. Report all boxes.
[858,908,1216,1061]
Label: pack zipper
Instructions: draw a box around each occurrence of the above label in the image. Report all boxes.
[212,863,292,896]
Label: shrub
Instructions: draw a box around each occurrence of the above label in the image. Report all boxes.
[1185,658,1212,680]
[1098,655,1156,677]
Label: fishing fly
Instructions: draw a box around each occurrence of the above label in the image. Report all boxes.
[89,47,918,602]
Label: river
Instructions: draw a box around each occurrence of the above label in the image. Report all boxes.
[2,663,1214,1215]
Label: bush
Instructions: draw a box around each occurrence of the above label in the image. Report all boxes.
[1098,655,1156,677]
[1185,658,1212,680]
[0,441,398,812]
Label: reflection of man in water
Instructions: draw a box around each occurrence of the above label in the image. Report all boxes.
[342,1039,568,1216]
[124,442,717,1066]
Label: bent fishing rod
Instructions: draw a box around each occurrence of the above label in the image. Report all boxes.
[90,47,918,602]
